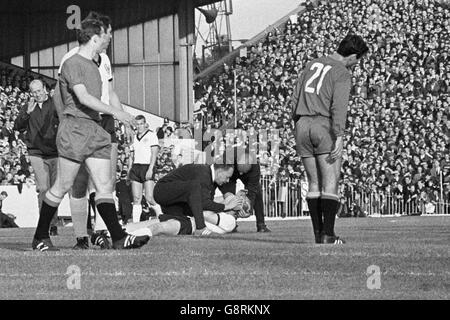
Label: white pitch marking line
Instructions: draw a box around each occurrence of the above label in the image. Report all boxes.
[0,270,449,278]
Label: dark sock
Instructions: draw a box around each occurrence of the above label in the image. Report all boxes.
[317,202,323,233]
[96,202,126,241]
[34,201,59,240]
[321,198,340,236]
[306,198,321,235]
[87,203,93,231]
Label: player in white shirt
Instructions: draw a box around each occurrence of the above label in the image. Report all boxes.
[128,115,162,222]
[54,12,133,249]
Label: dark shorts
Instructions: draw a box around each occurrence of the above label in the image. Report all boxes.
[295,116,335,158]
[158,214,194,235]
[129,164,156,183]
[57,115,111,163]
[100,114,117,143]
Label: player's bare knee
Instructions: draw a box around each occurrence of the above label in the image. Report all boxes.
[322,184,339,196]
[49,184,70,199]
[308,183,320,193]
[95,185,113,195]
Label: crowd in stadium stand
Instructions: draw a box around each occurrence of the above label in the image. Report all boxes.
[1,0,450,216]
[0,68,36,191]
[193,0,450,213]
[0,65,183,189]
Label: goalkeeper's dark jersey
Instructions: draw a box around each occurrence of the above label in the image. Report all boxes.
[292,56,352,137]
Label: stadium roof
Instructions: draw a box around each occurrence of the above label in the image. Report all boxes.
[0,0,220,60]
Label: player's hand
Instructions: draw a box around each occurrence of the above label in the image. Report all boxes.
[114,110,136,128]
[27,97,36,114]
[223,192,235,199]
[223,194,237,206]
[328,136,343,163]
[224,196,243,212]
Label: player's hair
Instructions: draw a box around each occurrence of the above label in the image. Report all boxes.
[1,191,8,196]
[85,11,112,31]
[76,19,104,45]
[337,34,369,59]
[135,115,146,122]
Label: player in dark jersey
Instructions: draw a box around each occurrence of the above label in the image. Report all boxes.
[31,18,149,251]
[292,34,368,244]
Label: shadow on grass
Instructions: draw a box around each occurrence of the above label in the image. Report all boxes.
[0,242,32,251]
[189,234,309,245]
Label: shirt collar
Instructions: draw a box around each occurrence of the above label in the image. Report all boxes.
[37,96,48,108]
[210,164,215,183]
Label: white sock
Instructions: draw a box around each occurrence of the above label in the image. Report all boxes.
[70,197,89,238]
[132,204,142,223]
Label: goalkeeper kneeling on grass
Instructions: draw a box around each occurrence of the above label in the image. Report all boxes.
[124,193,247,236]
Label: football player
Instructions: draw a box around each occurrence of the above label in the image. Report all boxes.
[292,34,368,244]
[124,194,243,236]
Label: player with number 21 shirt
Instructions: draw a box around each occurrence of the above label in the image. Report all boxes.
[291,34,368,244]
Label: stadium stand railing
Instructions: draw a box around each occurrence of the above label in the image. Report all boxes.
[260,176,450,218]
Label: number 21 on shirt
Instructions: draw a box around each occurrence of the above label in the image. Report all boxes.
[304,62,332,95]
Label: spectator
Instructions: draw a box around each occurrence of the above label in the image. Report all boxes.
[0,191,19,228]
[115,170,133,224]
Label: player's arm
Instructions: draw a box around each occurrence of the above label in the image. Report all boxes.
[289,71,304,122]
[201,184,242,212]
[105,53,134,140]
[328,72,352,161]
[72,84,133,127]
[108,81,134,142]
[200,183,225,212]
[108,82,123,112]
[52,81,65,119]
[145,133,160,180]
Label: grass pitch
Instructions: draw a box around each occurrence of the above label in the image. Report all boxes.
[0,216,449,300]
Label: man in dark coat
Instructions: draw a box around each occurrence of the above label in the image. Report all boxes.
[14,79,59,235]
[218,150,271,232]
[154,163,242,236]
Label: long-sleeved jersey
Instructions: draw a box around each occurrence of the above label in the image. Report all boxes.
[292,56,352,136]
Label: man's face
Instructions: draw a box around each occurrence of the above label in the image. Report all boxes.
[135,119,146,134]
[100,25,113,51]
[29,81,47,103]
[215,167,234,186]
[92,28,107,54]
